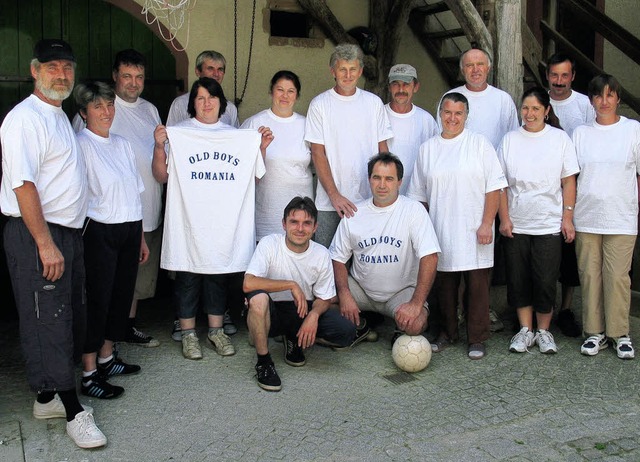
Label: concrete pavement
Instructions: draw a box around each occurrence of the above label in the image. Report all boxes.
[1,287,639,461]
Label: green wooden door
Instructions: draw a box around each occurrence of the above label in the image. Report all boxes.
[0,0,179,123]
[0,0,180,316]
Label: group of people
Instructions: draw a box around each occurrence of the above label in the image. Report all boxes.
[1,35,638,449]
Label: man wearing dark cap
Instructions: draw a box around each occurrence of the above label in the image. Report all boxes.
[0,39,106,448]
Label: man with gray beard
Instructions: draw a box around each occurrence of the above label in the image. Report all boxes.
[0,39,106,448]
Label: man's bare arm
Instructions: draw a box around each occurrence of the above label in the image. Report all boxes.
[311,143,357,217]
[14,181,64,281]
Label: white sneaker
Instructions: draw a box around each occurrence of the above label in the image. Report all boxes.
[33,394,93,419]
[182,332,203,360]
[66,410,107,449]
[535,329,558,354]
[208,329,236,356]
[614,336,635,360]
[581,334,608,356]
[509,327,534,353]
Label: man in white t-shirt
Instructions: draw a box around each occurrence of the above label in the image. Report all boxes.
[107,49,164,347]
[385,64,438,195]
[438,48,519,149]
[330,153,440,344]
[0,39,105,449]
[166,50,239,128]
[305,43,393,247]
[244,197,374,391]
[546,52,596,338]
[547,52,596,138]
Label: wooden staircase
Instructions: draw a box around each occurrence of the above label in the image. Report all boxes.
[406,0,640,115]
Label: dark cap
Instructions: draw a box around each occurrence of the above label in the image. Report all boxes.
[33,39,76,63]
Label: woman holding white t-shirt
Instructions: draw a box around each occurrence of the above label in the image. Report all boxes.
[497,87,579,355]
[572,74,640,360]
[152,77,273,362]
[75,82,149,399]
[241,70,313,241]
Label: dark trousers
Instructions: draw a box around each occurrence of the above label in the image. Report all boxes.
[436,268,491,344]
[83,219,141,353]
[4,218,85,392]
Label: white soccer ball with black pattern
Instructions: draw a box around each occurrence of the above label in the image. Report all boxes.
[391,334,432,372]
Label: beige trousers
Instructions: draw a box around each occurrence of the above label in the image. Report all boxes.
[575,232,636,338]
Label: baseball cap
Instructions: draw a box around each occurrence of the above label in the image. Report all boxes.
[33,39,76,63]
[388,64,417,83]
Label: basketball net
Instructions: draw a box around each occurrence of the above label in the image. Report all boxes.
[141,0,197,51]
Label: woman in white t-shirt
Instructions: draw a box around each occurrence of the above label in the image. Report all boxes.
[152,77,273,362]
[572,74,640,360]
[241,71,313,240]
[497,87,579,355]
[75,82,149,399]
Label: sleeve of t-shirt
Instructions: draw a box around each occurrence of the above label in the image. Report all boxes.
[312,248,337,300]
[328,218,352,264]
[227,104,240,128]
[497,135,509,179]
[375,98,394,142]
[410,202,441,258]
[239,115,256,130]
[406,142,429,203]
[245,237,273,277]
[166,98,182,127]
[3,116,40,189]
[634,122,640,176]
[560,133,580,178]
[482,138,507,193]
[304,98,324,145]
[71,113,85,133]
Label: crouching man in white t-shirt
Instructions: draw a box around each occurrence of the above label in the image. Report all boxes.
[330,153,440,345]
[244,197,374,392]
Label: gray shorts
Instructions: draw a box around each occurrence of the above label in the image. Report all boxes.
[347,276,427,318]
[134,226,162,300]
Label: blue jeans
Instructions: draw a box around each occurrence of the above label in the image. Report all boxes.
[246,290,355,346]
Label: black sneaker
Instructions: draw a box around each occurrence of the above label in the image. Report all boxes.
[556,310,581,337]
[125,326,160,347]
[255,362,282,391]
[333,320,378,351]
[389,329,403,349]
[98,357,141,376]
[283,335,306,367]
[81,372,124,400]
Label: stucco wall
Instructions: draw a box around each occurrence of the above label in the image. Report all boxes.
[130,0,448,121]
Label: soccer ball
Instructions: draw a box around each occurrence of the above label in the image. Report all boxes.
[391,335,432,372]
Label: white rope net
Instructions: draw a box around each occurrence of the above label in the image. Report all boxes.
[141,0,198,51]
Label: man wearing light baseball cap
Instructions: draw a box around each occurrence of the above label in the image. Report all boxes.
[385,64,438,195]
[1,38,107,448]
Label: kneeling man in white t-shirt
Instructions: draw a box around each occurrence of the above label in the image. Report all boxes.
[330,153,440,345]
[244,197,375,392]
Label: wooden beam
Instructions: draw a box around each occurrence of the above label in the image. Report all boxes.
[521,15,543,87]
[495,0,522,103]
[558,0,640,67]
[296,0,377,82]
[444,0,492,55]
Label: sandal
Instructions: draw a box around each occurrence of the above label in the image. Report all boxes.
[430,334,452,353]
[468,342,486,360]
